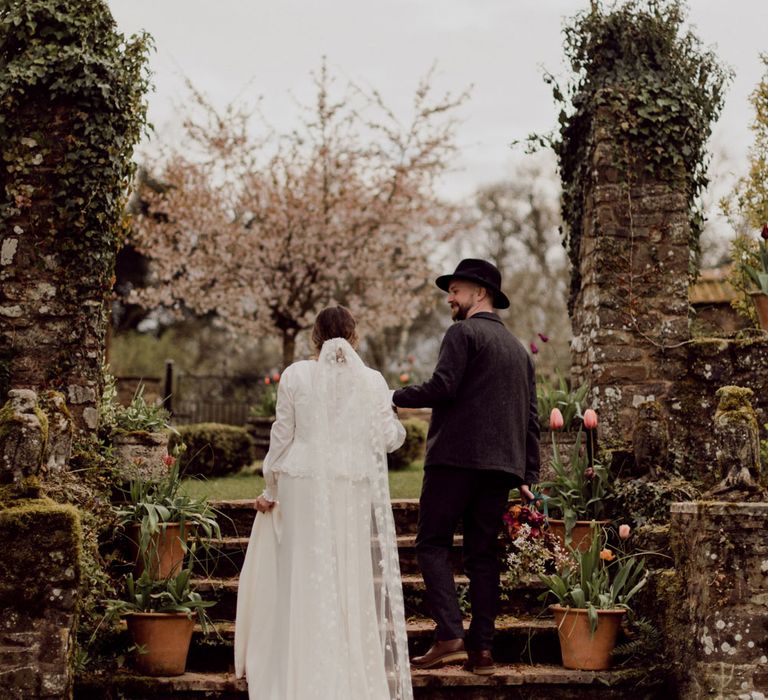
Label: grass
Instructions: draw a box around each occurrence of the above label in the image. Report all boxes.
[180,460,425,501]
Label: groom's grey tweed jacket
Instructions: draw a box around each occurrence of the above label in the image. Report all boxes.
[393,312,540,484]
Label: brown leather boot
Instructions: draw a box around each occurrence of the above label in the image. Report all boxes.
[411,638,467,669]
[463,649,496,675]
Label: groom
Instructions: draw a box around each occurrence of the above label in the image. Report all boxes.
[392,258,539,674]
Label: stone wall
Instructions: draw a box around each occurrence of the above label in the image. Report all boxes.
[570,117,692,446]
[666,336,768,485]
[0,500,82,700]
[570,115,768,478]
[669,502,768,699]
[0,104,107,433]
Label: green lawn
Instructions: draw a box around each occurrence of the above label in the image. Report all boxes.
[181,461,425,501]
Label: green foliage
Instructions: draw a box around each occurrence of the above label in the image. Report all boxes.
[101,376,171,434]
[116,446,220,533]
[722,54,768,232]
[104,567,215,631]
[540,427,610,535]
[541,0,730,311]
[0,0,152,299]
[612,477,700,526]
[38,430,123,669]
[170,423,256,478]
[539,524,648,634]
[739,234,768,294]
[727,234,762,324]
[612,616,663,663]
[250,383,278,418]
[537,371,589,431]
[115,446,221,586]
[387,418,427,471]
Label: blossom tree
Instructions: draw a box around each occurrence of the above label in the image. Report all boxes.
[130,63,467,366]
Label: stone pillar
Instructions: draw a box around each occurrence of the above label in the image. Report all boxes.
[669,501,768,698]
[0,103,106,432]
[570,114,691,446]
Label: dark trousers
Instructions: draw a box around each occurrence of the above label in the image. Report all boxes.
[416,465,518,651]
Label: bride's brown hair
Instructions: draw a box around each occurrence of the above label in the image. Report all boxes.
[312,306,358,352]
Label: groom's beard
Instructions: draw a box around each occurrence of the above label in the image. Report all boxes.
[451,302,471,321]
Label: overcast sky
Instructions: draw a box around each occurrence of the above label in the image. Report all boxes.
[107,0,767,204]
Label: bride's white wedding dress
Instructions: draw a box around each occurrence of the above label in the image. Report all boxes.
[234,338,413,700]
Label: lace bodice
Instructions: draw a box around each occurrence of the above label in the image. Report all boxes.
[262,349,405,500]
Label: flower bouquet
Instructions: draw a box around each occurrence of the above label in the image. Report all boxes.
[502,503,569,585]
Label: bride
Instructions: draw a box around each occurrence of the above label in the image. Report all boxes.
[234,306,413,700]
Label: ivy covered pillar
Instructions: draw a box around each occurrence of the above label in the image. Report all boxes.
[568,109,692,443]
[0,0,151,432]
[0,1,150,697]
[551,1,729,451]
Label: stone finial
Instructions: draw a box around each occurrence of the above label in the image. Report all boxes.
[631,400,669,478]
[0,389,47,485]
[708,386,763,497]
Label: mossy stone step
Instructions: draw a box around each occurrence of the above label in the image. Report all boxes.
[192,533,466,578]
[184,615,561,673]
[209,498,426,539]
[192,573,548,623]
[76,665,661,700]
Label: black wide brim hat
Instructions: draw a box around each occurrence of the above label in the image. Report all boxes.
[435,258,510,309]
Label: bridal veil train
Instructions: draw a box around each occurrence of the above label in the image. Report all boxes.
[234,333,413,700]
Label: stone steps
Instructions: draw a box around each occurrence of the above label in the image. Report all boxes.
[190,572,548,622]
[74,498,656,699]
[193,533,465,578]
[182,615,562,673]
[76,665,654,700]
[210,497,423,538]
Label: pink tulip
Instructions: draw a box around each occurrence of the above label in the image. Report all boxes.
[272,372,281,382]
[530,342,539,354]
[264,377,271,385]
[619,524,631,540]
[162,454,175,467]
[762,223,768,240]
[549,408,564,430]
[537,333,549,343]
[583,408,598,430]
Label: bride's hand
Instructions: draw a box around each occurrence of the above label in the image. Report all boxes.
[256,496,277,513]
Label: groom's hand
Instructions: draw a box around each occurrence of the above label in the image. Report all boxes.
[519,484,535,503]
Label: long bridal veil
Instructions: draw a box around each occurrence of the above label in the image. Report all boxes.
[312,338,412,700]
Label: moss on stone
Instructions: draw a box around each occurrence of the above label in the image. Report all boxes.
[33,404,49,452]
[0,476,42,507]
[0,499,82,608]
[0,400,24,440]
[39,390,72,422]
[715,385,756,413]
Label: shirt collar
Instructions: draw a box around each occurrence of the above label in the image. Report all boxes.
[469,311,503,324]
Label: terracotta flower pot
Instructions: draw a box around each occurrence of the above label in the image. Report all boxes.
[551,605,625,670]
[126,612,194,676]
[128,523,186,580]
[750,292,768,331]
[547,519,610,553]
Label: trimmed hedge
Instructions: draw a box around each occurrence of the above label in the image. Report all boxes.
[170,423,256,478]
[387,418,428,471]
